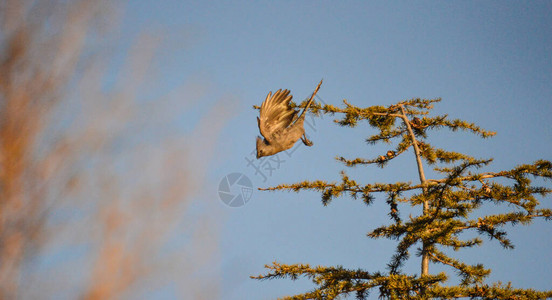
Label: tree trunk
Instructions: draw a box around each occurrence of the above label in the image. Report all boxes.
[399,105,429,276]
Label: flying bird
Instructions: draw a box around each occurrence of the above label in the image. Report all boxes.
[256,79,323,159]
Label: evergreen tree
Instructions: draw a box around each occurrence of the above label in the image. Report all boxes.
[252,98,552,299]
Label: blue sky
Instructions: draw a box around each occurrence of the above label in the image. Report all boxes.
[121,1,551,299]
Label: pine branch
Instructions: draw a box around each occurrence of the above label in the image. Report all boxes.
[427,248,490,285]
[427,283,552,299]
[258,161,552,210]
[251,262,448,300]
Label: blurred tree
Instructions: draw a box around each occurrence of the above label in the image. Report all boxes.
[0,0,225,298]
[253,98,552,299]
[0,0,102,296]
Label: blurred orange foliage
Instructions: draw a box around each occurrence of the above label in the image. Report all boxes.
[0,0,227,298]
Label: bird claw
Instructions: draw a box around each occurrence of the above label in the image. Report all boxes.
[302,137,314,146]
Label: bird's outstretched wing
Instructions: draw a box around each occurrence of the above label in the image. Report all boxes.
[257,89,296,142]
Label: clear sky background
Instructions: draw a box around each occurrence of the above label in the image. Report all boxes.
[119,1,551,299]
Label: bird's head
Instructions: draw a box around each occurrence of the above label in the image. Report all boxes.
[256,136,269,159]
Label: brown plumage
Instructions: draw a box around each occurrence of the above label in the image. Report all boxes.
[256,80,323,159]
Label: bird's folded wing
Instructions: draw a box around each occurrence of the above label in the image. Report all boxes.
[258,89,296,140]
